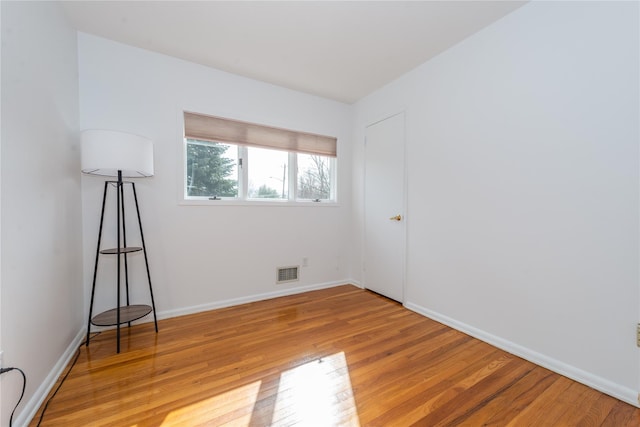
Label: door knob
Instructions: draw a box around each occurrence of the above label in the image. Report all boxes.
[389,214,402,221]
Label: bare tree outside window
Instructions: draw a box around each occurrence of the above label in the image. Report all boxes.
[297,154,332,200]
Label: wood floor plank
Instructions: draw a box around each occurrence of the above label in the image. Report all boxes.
[29,285,640,426]
[414,357,536,426]
[460,366,557,425]
[576,393,623,426]
[601,400,640,427]
[368,351,512,426]
[553,383,607,425]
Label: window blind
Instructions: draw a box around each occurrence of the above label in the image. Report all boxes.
[184,111,337,157]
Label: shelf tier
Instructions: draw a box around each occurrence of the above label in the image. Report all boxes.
[100,247,142,255]
[91,304,152,326]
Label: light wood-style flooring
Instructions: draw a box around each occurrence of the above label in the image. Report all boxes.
[31,285,640,426]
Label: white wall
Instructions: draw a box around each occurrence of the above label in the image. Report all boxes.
[0,1,83,425]
[354,1,639,405]
[78,34,354,322]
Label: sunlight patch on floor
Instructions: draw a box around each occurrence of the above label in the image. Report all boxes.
[270,351,360,426]
[160,380,262,426]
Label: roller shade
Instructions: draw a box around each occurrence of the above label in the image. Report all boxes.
[184,111,337,157]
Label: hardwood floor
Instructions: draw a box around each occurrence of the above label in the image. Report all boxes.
[31,285,639,426]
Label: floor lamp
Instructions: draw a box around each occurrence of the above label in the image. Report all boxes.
[81,130,158,353]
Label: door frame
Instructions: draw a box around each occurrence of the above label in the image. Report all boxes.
[362,111,408,303]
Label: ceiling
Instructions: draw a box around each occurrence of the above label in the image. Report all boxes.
[61,1,527,104]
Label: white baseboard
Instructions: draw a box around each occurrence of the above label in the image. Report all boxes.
[156,280,352,321]
[404,301,639,408]
[18,328,86,427]
[348,279,363,288]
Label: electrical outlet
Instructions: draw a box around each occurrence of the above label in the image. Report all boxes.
[302,257,308,267]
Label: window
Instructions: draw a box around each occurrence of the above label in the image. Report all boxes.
[297,153,333,201]
[183,112,337,203]
[247,146,289,200]
[186,140,238,198]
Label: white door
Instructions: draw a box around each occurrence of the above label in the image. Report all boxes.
[364,113,406,302]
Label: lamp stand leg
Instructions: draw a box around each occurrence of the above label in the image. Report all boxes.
[116,170,122,353]
[86,181,109,347]
[132,182,158,333]
[120,180,132,328]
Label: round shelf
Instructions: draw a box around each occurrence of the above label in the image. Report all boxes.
[100,247,143,255]
[91,304,152,326]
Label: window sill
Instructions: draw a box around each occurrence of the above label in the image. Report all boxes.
[179,199,340,207]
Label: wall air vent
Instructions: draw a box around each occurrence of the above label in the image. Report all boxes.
[277,266,299,284]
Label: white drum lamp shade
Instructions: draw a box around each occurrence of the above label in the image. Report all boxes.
[81,130,154,178]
